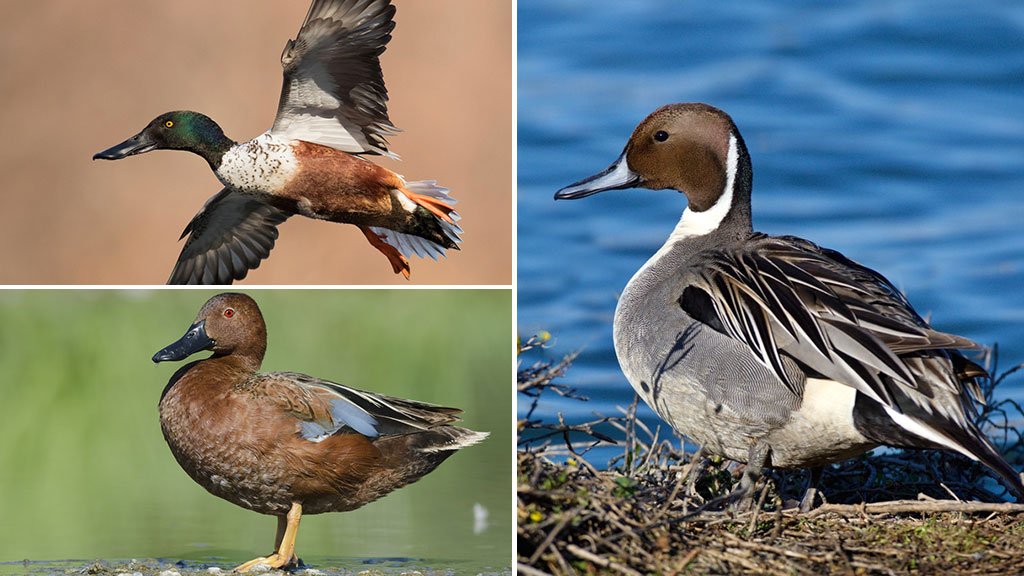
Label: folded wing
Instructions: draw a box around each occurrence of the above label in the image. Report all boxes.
[250,371,464,441]
[679,234,983,408]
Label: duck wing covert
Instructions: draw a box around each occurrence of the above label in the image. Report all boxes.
[271,0,399,156]
[681,233,984,423]
[243,371,463,441]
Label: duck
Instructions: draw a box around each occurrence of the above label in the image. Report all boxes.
[152,292,487,571]
[555,102,1024,510]
[94,0,461,284]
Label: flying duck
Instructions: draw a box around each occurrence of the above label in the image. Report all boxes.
[94,0,461,284]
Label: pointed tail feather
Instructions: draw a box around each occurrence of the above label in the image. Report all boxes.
[950,422,1024,501]
[419,427,489,453]
[884,405,1024,500]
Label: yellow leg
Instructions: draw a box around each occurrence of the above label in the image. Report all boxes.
[233,503,303,573]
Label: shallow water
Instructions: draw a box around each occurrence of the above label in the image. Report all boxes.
[518,1,1024,442]
[0,558,511,576]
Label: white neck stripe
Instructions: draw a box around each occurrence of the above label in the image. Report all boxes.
[668,131,738,241]
[620,132,739,298]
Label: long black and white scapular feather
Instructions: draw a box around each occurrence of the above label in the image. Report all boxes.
[680,232,1022,495]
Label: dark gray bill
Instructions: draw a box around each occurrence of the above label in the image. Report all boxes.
[93,130,158,160]
[152,320,214,363]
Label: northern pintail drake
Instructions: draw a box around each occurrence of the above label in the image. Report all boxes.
[555,103,1024,509]
[153,292,487,571]
[94,0,461,284]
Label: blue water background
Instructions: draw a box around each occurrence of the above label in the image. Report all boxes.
[518,1,1024,453]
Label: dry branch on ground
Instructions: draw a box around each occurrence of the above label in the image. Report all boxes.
[517,345,1024,575]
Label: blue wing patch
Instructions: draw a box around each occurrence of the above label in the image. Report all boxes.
[298,397,380,441]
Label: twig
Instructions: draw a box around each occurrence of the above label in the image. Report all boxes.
[528,505,584,565]
[807,500,1024,518]
[564,543,644,576]
[666,548,700,576]
[515,563,553,576]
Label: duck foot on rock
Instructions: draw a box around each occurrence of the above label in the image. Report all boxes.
[233,553,298,573]
[234,502,303,573]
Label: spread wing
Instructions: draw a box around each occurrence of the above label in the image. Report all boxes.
[679,234,983,408]
[270,0,398,157]
[168,188,290,285]
[247,371,463,441]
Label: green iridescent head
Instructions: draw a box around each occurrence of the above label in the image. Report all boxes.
[94,111,235,168]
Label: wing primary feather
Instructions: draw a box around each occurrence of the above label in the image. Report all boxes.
[168,189,289,285]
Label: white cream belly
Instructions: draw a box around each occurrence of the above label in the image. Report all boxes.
[764,378,876,467]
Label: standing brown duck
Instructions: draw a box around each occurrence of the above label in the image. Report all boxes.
[152,292,487,571]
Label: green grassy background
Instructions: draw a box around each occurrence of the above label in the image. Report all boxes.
[0,289,511,569]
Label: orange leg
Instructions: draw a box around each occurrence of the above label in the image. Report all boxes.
[400,186,456,225]
[233,502,302,573]
[359,226,410,279]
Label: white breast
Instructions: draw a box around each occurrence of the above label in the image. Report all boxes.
[216,132,299,193]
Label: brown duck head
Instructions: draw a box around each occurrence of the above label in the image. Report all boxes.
[153,292,267,369]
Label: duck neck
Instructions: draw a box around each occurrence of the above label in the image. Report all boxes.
[159,352,259,405]
[624,130,754,291]
[673,130,753,241]
[214,341,266,374]
[192,132,236,171]
[177,113,237,170]
[721,129,754,239]
[220,354,263,375]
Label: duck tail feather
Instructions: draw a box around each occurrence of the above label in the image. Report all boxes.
[419,428,489,453]
[403,180,463,225]
[369,181,462,262]
[368,222,462,262]
[883,405,1024,500]
[947,422,1024,501]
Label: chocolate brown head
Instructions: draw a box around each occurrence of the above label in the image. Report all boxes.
[153,292,267,368]
[555,103,752,222]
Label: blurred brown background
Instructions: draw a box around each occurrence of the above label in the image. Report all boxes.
[0,1,513,285]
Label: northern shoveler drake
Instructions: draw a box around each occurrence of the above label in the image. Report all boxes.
[152,292,487,571]
[555,103,1024,510]
[94,0,461,284]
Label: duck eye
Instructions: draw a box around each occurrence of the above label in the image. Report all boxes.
[165,120,174,128]
[223,308,234,318]
[654,130,669,142]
